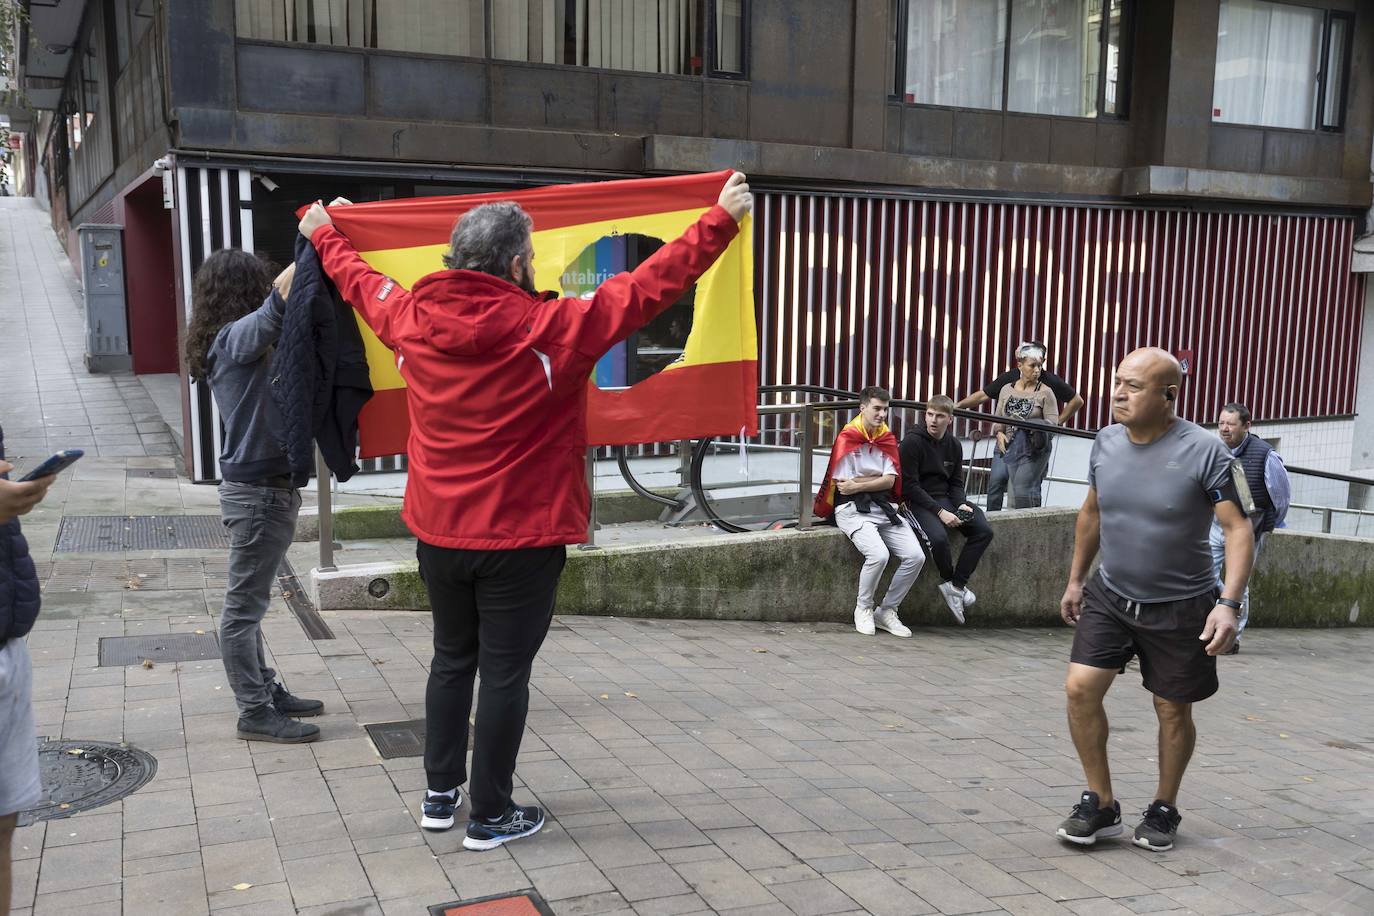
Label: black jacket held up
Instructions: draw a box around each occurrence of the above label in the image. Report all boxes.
[270,234,373,485]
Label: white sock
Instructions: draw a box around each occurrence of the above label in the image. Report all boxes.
[427,787,458,800]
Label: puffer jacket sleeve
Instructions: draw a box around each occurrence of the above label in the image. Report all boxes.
[0,426,41,641]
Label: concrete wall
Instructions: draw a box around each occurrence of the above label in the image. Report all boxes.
[313,508,1373,628]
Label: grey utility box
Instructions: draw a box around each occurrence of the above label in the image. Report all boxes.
[78,223,132,372]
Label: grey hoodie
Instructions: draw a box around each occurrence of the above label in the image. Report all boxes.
[207,290,291,482]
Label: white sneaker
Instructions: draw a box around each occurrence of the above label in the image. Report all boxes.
[854,605,876,636]
[873,607,912,638]
[962,587,977,607]
[937,582,966,624]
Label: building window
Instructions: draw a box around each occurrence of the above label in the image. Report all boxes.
[235,1,746,77]
[895,0,1130,118]
[492,1,746,78]
[1212,0,1351,131]
[235,1,485,57]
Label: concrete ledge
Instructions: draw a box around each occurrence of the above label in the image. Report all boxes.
[313,508,1374,628]
[295,488,679,542]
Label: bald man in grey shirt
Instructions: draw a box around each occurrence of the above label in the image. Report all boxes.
[1055,348,1255,854]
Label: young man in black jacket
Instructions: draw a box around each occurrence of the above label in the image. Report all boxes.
[899,396,994,623]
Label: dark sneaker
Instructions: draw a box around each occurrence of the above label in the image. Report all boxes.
[236,706,321,744]
[421,789,463,831]
[1134,800,1182,851]
[1056,790,1122,845]
[271,682,324,717]
[463,803,545,851]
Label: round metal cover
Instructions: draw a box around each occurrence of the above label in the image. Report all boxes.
[19,739,158,826]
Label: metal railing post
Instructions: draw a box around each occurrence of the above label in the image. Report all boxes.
[315,447,336,571]
[584,447,597,547]
[797,403,815,529]
[1321,508,1333,534]
[678,439,692,488]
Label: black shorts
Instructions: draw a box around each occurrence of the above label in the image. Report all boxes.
[1070,572,1220,704]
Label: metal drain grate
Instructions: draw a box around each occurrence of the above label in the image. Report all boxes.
[56,515,228,552]
[365,718,426,759]
[430,891,554,916]
[99,633,221,667]
[19,739,158,826]
[125,468,176,479]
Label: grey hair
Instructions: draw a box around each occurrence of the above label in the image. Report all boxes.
[1220,402,1252,425]
[442,202,534,277]
[1016,342,1046,362]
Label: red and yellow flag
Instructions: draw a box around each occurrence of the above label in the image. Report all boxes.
[318,171,756,457]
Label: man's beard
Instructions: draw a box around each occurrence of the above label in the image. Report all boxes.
[516,268,537,295]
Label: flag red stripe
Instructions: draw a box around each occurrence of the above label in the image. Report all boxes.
[303,170,733,253]
[586,360,759,446]
[354,361,759,458]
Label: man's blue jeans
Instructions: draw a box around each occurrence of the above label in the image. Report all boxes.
[218,481,301,714]
[1209,521,1265,634]
[986,451,1009,511]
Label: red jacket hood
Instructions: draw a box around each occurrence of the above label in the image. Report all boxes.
[408,269,555,356]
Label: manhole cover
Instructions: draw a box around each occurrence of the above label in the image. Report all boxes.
[19,739,158,826]
[56,516,228,552]
[99,633,221,667]
[125,468,176,479]
[430,891,553,916]
[365,718,426,759]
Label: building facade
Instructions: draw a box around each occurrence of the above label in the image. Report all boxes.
[7,0,1373,483]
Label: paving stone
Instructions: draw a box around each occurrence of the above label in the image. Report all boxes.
[122,866,209,915]
[672,857,778,911]
[281,851,376,908]
[359,845,453,900]
[201,837,287,895]
[35,839,122,894]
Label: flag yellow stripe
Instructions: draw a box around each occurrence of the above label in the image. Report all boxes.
[353,207,754,392]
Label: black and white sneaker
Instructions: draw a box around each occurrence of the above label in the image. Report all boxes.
[1133,800,1182,851]
[1056,790,1123,845]
[462,803,545,851]
[420,788,462,831]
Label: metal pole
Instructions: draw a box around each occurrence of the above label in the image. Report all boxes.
[798,403,815,529]
[678,439,692,488]
[584,447,597,547]
[315,447,336,571]
[1321,508,1333,534]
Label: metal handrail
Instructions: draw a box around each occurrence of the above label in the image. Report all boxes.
[681,387,1373,533]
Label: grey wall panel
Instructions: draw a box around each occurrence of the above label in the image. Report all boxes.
[490,64,599,130]
[600,75,703,136]
[368,56,488,123]
[236,44,365,116]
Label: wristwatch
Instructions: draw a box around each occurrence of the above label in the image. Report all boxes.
[1216,597,1242,611]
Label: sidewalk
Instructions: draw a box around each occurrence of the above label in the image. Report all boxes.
[5,195,1374,916]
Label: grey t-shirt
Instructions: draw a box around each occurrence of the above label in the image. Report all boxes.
[1089,419,1236,602]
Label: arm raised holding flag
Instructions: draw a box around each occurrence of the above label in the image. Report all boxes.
[295,172,752,852]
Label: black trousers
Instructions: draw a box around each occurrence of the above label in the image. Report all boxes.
[417,540,567,820]
[906,498,994,589]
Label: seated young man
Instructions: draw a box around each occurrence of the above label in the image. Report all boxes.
[899,395,993,624]
[814,387,923,638]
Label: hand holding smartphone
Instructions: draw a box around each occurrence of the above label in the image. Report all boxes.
[19,449,84,482]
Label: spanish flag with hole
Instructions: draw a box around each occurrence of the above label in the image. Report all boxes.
[318,171,757,457]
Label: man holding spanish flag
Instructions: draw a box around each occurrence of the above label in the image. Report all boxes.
[813,387,924,639]
[299,172,752,851]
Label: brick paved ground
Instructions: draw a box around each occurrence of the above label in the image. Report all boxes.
[6,193,1374,916]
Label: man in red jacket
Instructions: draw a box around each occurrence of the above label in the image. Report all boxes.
[299,173,752,850]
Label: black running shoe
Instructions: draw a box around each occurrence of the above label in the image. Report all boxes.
[1134,800,1182,851]
[420,789,462,832]
[1056,790,1122,845]
[463,803,545,851]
